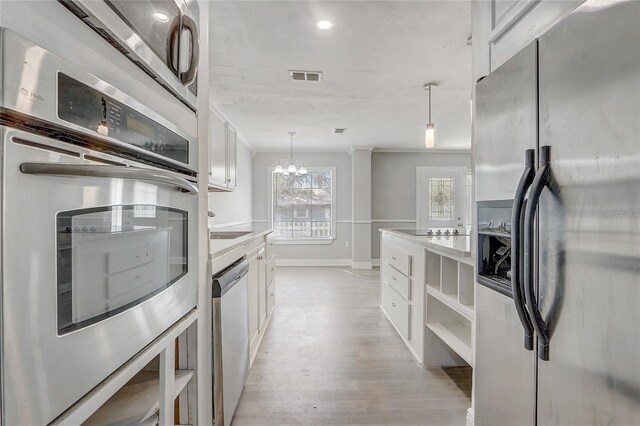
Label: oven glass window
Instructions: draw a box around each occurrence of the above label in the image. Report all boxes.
[57,205,188,335]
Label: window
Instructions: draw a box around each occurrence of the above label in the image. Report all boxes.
[429,178,455,221]
[293,207,309,219]
[270,168,336,243]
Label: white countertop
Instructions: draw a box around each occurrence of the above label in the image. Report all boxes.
[208,223,274,258]
[380,228,473,258]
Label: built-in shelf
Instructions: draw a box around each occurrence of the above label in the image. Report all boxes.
[426,285,474,320]
[426,251,441,288]
[424,248,475,368]
[426,322,473,366]
[84,369,194,425]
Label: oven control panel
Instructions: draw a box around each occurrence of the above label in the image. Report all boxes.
[57,73,189,164]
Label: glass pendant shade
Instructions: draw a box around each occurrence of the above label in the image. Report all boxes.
[274,164,284,174]
[424,83,436,149]
[425,124,435,148]
[299,165,308,175]
[287,163,297,174]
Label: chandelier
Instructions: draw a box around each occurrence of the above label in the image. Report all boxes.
[274,131,307,175]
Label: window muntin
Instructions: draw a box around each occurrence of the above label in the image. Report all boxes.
[272,170,333,239]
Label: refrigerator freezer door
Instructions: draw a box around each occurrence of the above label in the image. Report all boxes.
[475,285,536,426]
[537,0,640,424]
[475,41,538,202]
[474,40,538,426]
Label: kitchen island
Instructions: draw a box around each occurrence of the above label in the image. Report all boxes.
[379,229,475,368]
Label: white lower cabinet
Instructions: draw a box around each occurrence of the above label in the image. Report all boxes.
[258,249,267,328]
[247,247,262,361]
[380,233,423,363]
[249,244,276,366]
[381,281,411,339]
[265,254,276,318]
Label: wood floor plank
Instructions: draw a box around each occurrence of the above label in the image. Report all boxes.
[232,267,470,425]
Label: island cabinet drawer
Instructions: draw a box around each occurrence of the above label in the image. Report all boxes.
[266,255,276,284]
[383,244,412,277]
[383,264,411,301]
[382,282,411,339]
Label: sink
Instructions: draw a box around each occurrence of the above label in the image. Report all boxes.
[210,231,253,240]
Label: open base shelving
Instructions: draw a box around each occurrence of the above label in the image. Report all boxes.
[424,249,475,368]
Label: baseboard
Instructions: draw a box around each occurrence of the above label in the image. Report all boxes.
[276,258,352,267]
[275,259,377,268]
[466,408,474,426]
[351,261,373,270]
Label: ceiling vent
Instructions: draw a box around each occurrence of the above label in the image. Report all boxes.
[332,128,347,134]
[290,70,323,82]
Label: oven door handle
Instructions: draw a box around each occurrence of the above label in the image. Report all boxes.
[19,163,199,194]
[179,13,199,86]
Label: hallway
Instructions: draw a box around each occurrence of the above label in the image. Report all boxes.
[233,267,471,425]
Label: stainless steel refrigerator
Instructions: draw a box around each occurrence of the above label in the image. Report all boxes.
[474,0,640,424]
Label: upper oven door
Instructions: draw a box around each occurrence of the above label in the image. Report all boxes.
[1,128,198,425]
[59,0,199,111]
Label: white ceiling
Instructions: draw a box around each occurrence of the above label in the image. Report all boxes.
[210,1,472,152]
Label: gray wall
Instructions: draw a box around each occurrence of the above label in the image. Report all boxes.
[208,138,253,226]
[371,151,471,259]
[251,150,471,262]
[253,152,352,261]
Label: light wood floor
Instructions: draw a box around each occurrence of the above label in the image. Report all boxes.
[232,267,471,426]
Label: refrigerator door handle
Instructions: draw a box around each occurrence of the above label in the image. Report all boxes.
[511,149,536,351]
[524,145,552,361]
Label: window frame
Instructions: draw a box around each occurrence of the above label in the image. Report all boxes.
[268,166,337,245]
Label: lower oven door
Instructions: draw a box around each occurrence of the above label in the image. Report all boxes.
[1,128,198,425]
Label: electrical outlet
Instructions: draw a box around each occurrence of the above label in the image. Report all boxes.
[345,241,350,248]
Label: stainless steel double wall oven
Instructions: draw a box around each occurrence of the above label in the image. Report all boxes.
[0,28,199,424]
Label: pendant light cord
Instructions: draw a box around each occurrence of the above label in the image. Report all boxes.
[428,84,432,125]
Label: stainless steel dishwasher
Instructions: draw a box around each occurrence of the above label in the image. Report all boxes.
[212,258,250,426]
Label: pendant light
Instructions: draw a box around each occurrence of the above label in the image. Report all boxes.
[424,82,437,148]
[275,132,307,175]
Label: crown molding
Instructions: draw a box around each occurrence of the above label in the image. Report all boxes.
[349,145,375,154]
[372,148,471,154]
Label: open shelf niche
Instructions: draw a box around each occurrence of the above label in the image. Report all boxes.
[424,248,475,368]
[425,294,473,367]
[55,311,198,426]
[426,251,441,290]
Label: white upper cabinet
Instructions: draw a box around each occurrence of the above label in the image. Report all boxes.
[472,0,585,81]
[227,125,237,189]
[208,107,237,191]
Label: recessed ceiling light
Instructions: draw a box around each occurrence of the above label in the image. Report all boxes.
[153,12,169,23]
[317,20,333,30]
